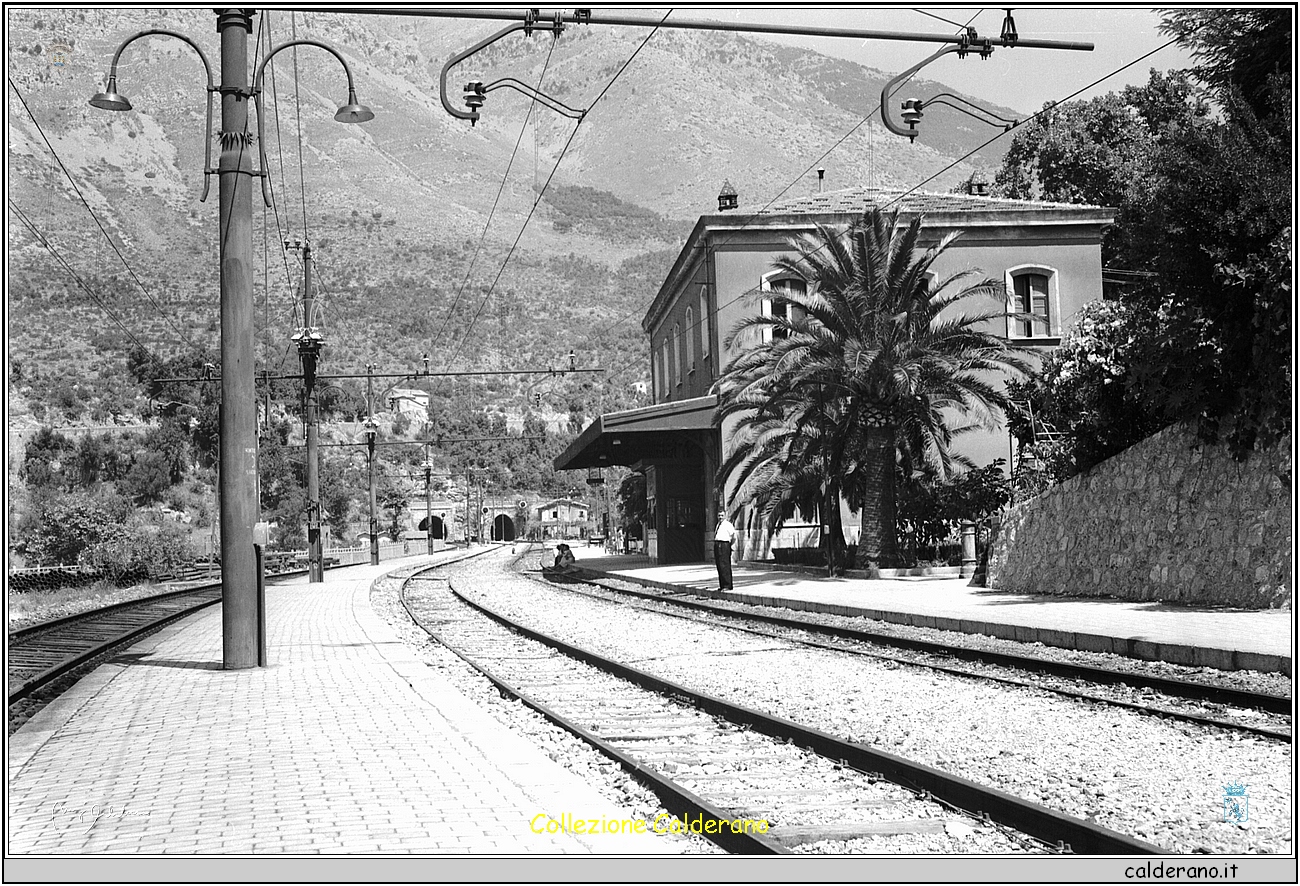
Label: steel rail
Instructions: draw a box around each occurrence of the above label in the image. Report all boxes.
[446,577,1166,855]
[8,589,223,705]
[535,575,1291,742]
[574,571,1293,715]
[398,564,785,854]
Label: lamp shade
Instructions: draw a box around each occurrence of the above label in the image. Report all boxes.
[334,88,373,123]
[89,76,132,111]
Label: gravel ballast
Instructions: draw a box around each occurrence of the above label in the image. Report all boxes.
[453,551,1292,855]
[369,568,721,854]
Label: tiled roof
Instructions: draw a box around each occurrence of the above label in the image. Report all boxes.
[759,185,1106,216]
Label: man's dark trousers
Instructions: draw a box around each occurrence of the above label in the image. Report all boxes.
[714,540,733,590]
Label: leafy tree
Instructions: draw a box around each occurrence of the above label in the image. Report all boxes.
[1006,299,1168,481]
[994,11,1291,459]
[994,69,1210,265]
[21,426,76,491]
[1159,8,1292,122]
[22,490,132,566]
[377,472,413,542]
[615,472,647,538]
[897,460,1010,565]
[715,208,1031,574]
[119,449,175,506]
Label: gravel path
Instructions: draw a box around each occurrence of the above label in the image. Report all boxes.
[458,551,1292,855]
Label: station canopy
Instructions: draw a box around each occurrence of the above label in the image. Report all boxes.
[554,395,717,471]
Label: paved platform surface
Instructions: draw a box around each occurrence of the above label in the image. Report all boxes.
[570,550,1293,675]
[7,556,684,854]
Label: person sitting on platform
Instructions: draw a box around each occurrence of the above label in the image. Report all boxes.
[543,543,580,576]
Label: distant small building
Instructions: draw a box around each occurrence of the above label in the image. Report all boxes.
[533,498,590,540]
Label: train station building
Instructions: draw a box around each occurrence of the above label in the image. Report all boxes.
[556,185,1114,565]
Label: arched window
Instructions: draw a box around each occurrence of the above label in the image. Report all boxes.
[700,287,711,359]
[761,274,807,342]
[652,343,661,398]
[1005,265,1061,339]
[672,322,681,386]
[661,339,671,398]
[685,307,695,371]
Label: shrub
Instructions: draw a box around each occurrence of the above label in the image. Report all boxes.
[81,520,196,582]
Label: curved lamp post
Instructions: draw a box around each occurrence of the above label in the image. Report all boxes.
[89,14,373,669]
[89,29,217,201]
[251,39,373,206]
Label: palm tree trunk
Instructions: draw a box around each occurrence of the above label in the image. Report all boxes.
[857,425,899,570]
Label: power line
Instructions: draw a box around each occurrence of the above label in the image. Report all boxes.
[600,24,1188,391]
[589,12,985,372]
[291,11,311,245]
[8,76,202,352]
[426,28,562,380]
[440,8,675,375]
[8,199,149,353]
[913,9,971,30]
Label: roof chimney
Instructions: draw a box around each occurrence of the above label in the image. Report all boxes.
[817,167,825,193]
[718,179,738,212]
[968,172,989,196]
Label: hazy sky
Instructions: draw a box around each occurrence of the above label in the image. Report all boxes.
[676,7,1197,115]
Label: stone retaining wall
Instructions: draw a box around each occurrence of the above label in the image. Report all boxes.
[988,423,1292,609]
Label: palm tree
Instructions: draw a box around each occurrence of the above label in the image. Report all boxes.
[714,207,1031,575]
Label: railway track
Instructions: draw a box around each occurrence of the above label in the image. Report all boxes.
[533,567,1292,742]
[7,548,494,708]
[400,555,1166,855]
[8,583,225,705]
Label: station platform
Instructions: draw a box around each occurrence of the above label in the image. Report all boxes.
[569,550,1293,676]
[6,557,686,855]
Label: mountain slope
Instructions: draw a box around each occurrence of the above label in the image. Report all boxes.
[6,8,1018,425]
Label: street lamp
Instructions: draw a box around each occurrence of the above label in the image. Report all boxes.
[251,39,373,207]
[90,14,374,668]
[88,29,216,202]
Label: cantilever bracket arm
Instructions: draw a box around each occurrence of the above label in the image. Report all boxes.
[440,19,571,124]
[96,29,217,202]
[252,39,370,207]
[483,77,586,120]
[922,92,1019,130]
[881,44,964,140]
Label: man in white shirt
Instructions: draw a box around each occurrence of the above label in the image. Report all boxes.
[713,510,736,591]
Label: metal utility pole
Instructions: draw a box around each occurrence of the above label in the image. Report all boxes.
[216,8,260,669]
[365,364,379,565]
[423,445,435,555]
[292,240,324,583]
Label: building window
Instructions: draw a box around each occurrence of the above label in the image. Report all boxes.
[1005,265,1060,339]
[673,322,681,386]
[661,339,670,398]
[761,276,807,342]
[685,307,695,371]
[700,288,711,359]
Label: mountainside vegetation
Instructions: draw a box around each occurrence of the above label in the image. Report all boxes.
[998,8,1291,477]
[7,8,1024,568]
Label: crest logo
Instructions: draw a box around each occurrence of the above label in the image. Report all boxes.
[47,42,72,68]
[1222,783,1249,823]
